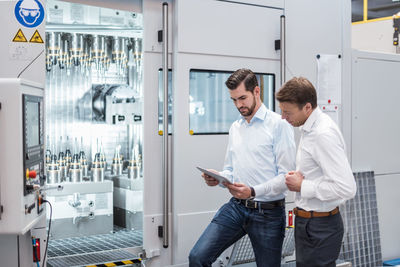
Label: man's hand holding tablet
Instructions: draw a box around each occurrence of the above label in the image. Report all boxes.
[197,167,232,186]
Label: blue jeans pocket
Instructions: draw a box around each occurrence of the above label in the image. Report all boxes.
[261,206,285,219]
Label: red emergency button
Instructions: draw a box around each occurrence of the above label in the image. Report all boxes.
[26,169,37,179]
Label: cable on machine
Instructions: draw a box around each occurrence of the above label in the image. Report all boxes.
[41,199,53,267]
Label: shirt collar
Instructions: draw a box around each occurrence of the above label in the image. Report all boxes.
[300,106,322,132]
[239,103,267,124]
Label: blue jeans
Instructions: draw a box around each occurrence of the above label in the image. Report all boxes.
[189,198,285,267]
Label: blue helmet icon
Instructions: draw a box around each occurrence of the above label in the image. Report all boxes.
[15,0,45,28]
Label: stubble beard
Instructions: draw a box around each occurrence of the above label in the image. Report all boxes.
[238,95,256,117]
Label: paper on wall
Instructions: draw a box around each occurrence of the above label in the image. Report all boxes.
[316,54,342,104]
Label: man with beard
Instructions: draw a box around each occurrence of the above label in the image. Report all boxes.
[276,77,356,267]
[189,68,296,267]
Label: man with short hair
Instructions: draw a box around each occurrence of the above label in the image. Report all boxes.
[276,77,357,267]
[188,68,296,267]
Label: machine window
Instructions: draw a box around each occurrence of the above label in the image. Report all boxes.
[188,69,275,135]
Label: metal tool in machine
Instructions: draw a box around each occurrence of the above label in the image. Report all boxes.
[69,154,82,183]
[65,145,72,181]
[111,145,123,176]
[46,32,61,72]
[128,144,141,179]
[47,154,60,184]
[79,150,89,179]
[92,153,105,182]
[58,151,67,182]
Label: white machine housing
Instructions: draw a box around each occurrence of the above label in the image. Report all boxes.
[0,78,45,234]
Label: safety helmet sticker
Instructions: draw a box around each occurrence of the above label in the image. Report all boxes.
[14,0,45,28]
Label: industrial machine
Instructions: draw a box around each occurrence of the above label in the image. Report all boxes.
[0,79,48,266]
[0,0,373,266]
[0,0,48,266]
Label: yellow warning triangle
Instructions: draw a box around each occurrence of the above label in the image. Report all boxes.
[12,29,27,42]
[29,30,44,44]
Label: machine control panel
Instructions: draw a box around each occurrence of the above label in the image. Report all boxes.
[23,94,44,196]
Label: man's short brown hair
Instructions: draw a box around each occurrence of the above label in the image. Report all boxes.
[225,68,258,92]
[276,77,317,109]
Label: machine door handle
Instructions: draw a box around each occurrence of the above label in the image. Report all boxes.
[280,15,286,86]
[162,1,170,249]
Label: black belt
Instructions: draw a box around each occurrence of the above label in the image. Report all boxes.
[235,198,285,210]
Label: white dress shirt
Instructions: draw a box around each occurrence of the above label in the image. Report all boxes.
[296,107,357,212]
[220,104,296,202]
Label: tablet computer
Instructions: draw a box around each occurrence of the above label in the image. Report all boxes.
[196,166,232,185]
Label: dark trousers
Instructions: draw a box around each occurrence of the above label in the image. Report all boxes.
[189,198,285,267]
[295,212,344,267]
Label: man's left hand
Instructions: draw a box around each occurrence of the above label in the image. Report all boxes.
[224,183,251,199]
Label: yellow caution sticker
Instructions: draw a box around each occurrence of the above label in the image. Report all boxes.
[158,130,163,136]
[29,30,44,43]
[189,130,194,135]
[12,29,27,42]
[85,258,141,267]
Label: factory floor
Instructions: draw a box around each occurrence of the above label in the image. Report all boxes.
[46,227,142,267]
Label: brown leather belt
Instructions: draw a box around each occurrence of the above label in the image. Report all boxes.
[293,207,339,218]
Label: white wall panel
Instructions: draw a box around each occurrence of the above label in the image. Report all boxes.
[176,0,283,59]
[285,0,345,85]
[175,211,215,264]
[351,51,400,174]
[285,0,352,155]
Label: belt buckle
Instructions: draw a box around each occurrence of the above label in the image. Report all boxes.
[245,199,257,209]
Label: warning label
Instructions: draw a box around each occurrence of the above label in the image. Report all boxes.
[29,30,43,43]
[12,29,28,42]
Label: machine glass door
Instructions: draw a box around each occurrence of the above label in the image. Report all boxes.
[44,0,144,265]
